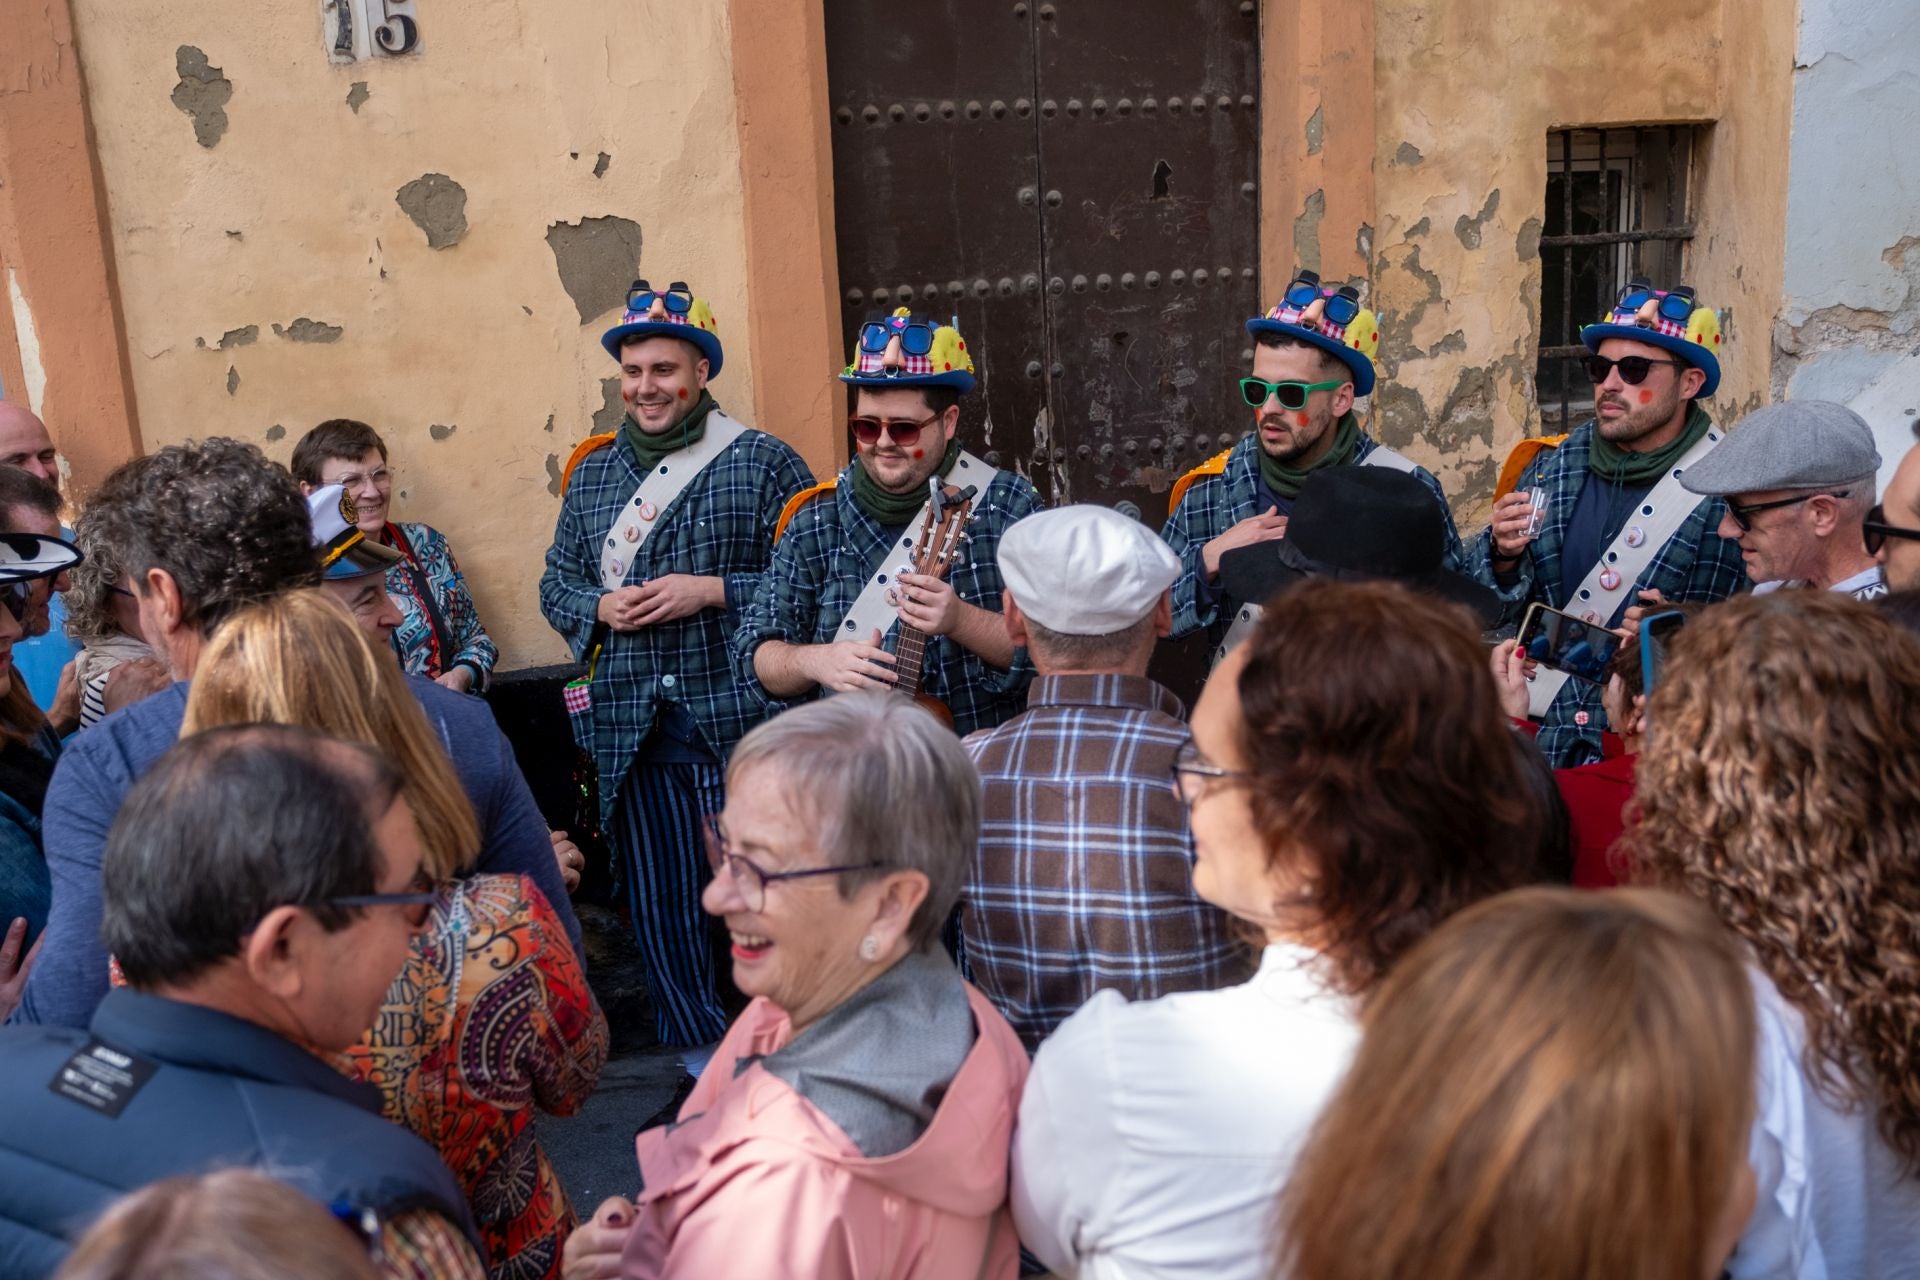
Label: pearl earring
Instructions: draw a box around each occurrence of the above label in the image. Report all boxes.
[859,936,880,962]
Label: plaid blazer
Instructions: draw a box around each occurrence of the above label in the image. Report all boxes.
[539,423,813,816]
[1162,431,1463,644]
[1460,417,1750,766]
[961,675,1244,1052]
[732,462,1042,738]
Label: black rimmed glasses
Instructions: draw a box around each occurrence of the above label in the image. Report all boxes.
[702,814,872,913]
[626,279,693,315]
[1582,355,1685,386]
[1168,739,1251,809]
[1863,504,1920,555]
[323,873,439,928]
[1239,377,1345,410]
[1727,490,1848,533]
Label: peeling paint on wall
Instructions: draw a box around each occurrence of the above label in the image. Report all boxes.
[1304,106,1324,157]
[547,216,646,324]
[170,47,232,148]
[6,268,47,417]
[593,152,611,179]
[265,424,286,442]
[545,453,562,494]
[1454,190,1501,250]
[429,422,458,441]
[1392,141,1423,167]
[591,376,624,435]
[346,82,370,113]
[396,174,469,250]
[196,325,259,351]
[273,318,344,343]
[1292,188,1326,274]
[226,365,239,395]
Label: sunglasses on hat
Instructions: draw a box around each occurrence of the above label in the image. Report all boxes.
[849,411,942,447]
[1240,377,1345,410]
[858,319,935,357]
[1615,277,1697,324]
[1281,271,1361,327]
[1582,354,1685,386]
[626,279,693,315]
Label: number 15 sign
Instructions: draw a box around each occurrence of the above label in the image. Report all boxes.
[323,0,422,64]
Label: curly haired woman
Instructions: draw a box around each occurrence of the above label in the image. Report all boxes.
[1012,580,1555,1279]
[1631,591,1920,1276]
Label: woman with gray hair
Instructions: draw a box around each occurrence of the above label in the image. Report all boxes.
[562,693,1029,1280]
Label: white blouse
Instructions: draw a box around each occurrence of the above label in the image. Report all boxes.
[1733,968,1920,1279]
[1011,941,1360,1280]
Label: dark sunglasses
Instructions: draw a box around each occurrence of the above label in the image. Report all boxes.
[849,412,941,447]
[858,319,934,356]
[626,279,693,315]
[0,581,30,623]
[1582,354,1685,386]
[1863,504,1920,555]
[1616,276,1697,323]
[1727,490,1847,533]
[1281,271,1361,327]
[1240,377,1344,410]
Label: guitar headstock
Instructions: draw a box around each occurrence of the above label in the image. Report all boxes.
[909,480,977,584]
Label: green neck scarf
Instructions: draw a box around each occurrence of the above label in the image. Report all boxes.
[1589,402,1714,487]
[1258,411,1361,499]
[851,440,961,526]
[621,389,717,473]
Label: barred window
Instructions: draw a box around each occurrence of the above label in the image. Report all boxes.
[1536,128,1697,434]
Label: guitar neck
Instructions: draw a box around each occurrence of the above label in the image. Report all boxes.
[894,624,932,700]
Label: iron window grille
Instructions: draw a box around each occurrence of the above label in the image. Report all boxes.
[1536,127,1696,434]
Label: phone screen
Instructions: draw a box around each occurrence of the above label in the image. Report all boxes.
[1639,610,1687,694]
[1518,604,1622,683]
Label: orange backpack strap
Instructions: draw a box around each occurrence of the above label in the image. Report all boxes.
[775,479,839,543]
[1168,449,1233,518]
[1494,434,1568,500]
[559,434,617,498]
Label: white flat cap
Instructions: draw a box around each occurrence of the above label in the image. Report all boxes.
[999,505,1180,635]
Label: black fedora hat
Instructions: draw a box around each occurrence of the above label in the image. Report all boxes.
[1217,466,1500,625]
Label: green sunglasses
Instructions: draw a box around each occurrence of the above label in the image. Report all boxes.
[1239,377,1345,410]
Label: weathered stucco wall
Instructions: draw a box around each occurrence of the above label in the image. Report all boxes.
[68,0,754,666]
[1368,0,1794,528]
[1774,0,1920,489]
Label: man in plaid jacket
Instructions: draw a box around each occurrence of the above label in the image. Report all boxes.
[1464,279,1749,767]
[737,309,1040,736]
[539,281,811,1094]
[1163,269,1461,653]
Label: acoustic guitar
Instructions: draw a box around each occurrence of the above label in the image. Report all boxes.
[888,479,978,730]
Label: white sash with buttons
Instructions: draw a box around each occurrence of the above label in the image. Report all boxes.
[1524,426,1724,717]
[598,412,748,591]
[1211,445,1420,664]
[833,450,999,645]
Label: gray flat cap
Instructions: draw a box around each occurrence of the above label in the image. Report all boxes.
[1679,400,1882,497]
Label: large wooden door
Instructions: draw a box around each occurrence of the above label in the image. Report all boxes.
[825,2,1261,520]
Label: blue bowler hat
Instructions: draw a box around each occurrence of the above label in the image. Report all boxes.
[599,279,725,379]
[1579,278,1723,398]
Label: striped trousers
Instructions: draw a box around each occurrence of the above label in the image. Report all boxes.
[612,761,732,1047]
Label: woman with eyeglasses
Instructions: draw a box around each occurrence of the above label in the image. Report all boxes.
[1011,579,1553,1280]
[291,418,498,693]
[1630,591,1920,1276]
[180,589,608,1280]
[561,693,1029,1280]
[0,532,83,1022]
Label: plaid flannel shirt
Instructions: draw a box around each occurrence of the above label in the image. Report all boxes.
[1461,417,1750,767]
[539,424,813,818]
[1162,430,1463,643]
[732,462,1042,738]
[384,521,498,684]
[961,674,1244,1052]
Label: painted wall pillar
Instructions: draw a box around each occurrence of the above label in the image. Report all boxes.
[0,0,141,493]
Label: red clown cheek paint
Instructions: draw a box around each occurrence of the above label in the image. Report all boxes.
[912,449,925,460]
[1291,411,1308,427]
[678,388,689,400]
[1637,389,1654,405]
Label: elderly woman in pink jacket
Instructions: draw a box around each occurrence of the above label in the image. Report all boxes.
[563,692,1029,1280]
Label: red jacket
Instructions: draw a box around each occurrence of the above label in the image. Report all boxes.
[1516,721,1636,888]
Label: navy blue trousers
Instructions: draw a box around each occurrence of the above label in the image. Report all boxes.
[612,761,731,1047]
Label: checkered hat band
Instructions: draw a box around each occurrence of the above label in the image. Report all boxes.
[1604,309,1687,340]
[620,309,693,327]
[855,350,934,375]
[1265,303,1350,345]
